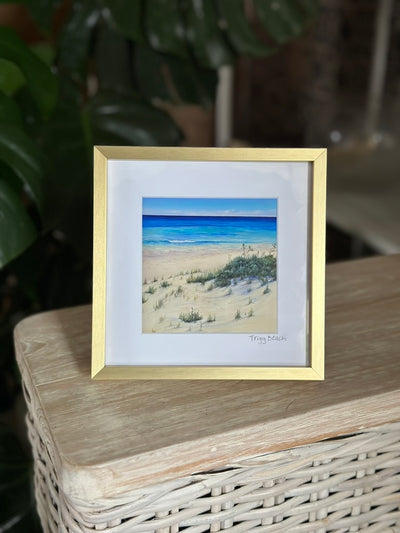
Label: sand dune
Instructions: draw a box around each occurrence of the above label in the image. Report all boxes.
[142,245,277,334]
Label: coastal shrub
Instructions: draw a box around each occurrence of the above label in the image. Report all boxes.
[187,271,215,285]
[263,285,270,294]
[214,253,276,287]
[235,309,241,320]
[182,253,277,289]
[179,308,202,323]
[207,283,215,291]
[160,281,171,288]
[146,285,156,294]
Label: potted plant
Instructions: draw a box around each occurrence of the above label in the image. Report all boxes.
[0,1,319,529]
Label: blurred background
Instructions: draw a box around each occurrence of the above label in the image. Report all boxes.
[0,0,399,530]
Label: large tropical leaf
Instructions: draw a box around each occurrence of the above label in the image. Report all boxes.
[0,125,45,214]
[133,45,170,103]
[0,179,37,268]
[38,76,91,247]
[56,1,100,83]
[253,0,310,44]
[134,45,217,108]
[0,27,57,118]
[166,55,217,109]
[218,0,276,57]
[93,23,133,94]
[0,92,23,127]
[0,59,25,97]
[21,0,63,32]
[183,0,234,68]
[30,42,56,67]
[88,91,183,146]
[143,0,187,58]
[40,84,90,186]
[105,0,143,42]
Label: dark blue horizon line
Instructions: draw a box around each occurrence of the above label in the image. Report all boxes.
[142,214,277,219]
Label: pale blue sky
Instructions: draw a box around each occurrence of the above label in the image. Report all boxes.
[142,198,277,217]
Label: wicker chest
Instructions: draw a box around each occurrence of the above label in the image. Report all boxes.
[14,254,400,532]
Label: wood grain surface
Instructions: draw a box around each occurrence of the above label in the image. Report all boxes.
[14,254,400,500]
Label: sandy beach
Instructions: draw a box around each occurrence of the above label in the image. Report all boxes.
[142,244,277,334]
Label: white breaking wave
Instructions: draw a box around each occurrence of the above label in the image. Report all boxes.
[168,239,196,243]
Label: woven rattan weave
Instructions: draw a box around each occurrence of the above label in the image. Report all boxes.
[14,255,400,532]
[26,393,400,533]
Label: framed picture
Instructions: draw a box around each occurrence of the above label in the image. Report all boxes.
[92,146,326,380]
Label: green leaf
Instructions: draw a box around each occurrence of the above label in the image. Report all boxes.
[134,45,170,103]
[41,105,89,189]
[0,92,23,127]
[167,56,217,109]
[0,125,45,213]
[38,75,90,191]
[183,0,234,68]
[31,42,56,66]
[254,0,306,44]
[38,76,93,256]
[0,27,57,118]
[39,75,90,182]
[22,0,62,32]
[0,59,25,97]
[105,0,143,42]
[13,85,46,139]
[135,45,217,108]
[218,0,276,57]
[56,2,100,83]
[144,0,187,57]
[0,179,37,268]
[94,23,133,93]
[88,91,183,146]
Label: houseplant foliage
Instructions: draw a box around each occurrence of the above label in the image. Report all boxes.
[0,0,319,267]
[0,1,318,530]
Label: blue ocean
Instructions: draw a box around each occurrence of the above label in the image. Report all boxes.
[142,215,277,248]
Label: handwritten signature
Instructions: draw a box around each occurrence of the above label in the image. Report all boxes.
[249,335,287,344]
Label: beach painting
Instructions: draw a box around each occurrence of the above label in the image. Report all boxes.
[142,198,277,334]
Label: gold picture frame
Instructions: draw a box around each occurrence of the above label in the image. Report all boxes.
[92,146,326,380]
